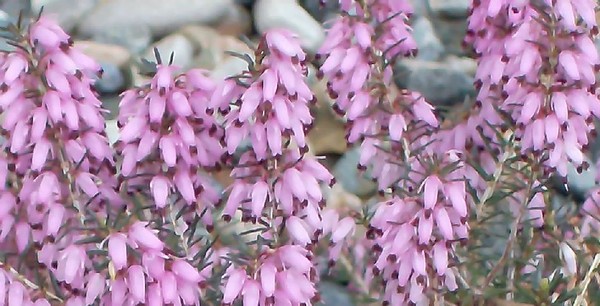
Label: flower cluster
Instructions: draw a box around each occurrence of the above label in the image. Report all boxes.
[223,149,334,227]
[0,16,117,304]
[222,245,318,305]
[317,0,418,153]
[0,16,230,305]
[318,0,439,193]
[212,29,334,229]
[368,151,466,304]
[214,30,315,159]
[98,222,208,305]
[317,1,470,303]
[116,64,224,225]
[0,269,53,305]
[208,29,335,305]
[467,0,600,176]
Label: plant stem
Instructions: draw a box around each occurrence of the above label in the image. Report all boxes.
[0,260,63,303]
[573,253,600,306]
[339,254,370,297]
[482,167,537,289]
[476,130,515,221]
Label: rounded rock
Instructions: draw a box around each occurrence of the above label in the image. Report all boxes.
[253,0,325,54]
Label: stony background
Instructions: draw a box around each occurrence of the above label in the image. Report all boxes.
[0,0,598,302]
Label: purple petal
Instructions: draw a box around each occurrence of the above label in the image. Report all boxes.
[159,136,177,167]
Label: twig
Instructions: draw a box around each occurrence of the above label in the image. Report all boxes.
[483,210,522,287]
[434,276,445,306]
[0,260,63,303]
[55,143,88,227]
[482,170,536,289]
[453,266,473,290]
[475,131,515,221]
[339,254,370,296]
[506,248,516,300]
[169,204,189,257]
[573,253,600,306]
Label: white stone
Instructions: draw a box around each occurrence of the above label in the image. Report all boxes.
[78,0,234,37]
[144,34,195,69]
[105,120,119,145]
[253,0,325,54]
[34,0,98,32]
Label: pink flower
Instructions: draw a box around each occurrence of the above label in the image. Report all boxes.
[0,192,15,220]
[219,29,315,159]
[223,268,247,304]
[8,281,25,306]
[29,16,70,49]
[143,251,165,280]
[117,64,224,215]
[150,175,170,208]
[260,262,277,298]
[287,216,312,246]
[160,272,178,304]
[129,222,164,251]
[330,217,355,244]
[57,245,86,284]
[422,175,442,210]
[469,0,600,175]
[366,150,467,304]
[45,204,65,236]
[559,242,577,275]
[108,233,129,270]
[111,279,127,305]
[580,187,600,236]
[85,272,106,305]
[127,265,146,302]
[223,245,317,305]
[223,147,332,241]
[172,259,202,283]
[242,279,260,306]
[250,181,269,217]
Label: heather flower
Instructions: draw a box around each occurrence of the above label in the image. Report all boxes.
[116,63,225,220]
[128,221,165,251]
[127,265,146,302]
[208,29,340,306]
[0,1,590,304]
[580,187,600,236]
[318,0,416,122]
[0,15,119,303]
[467,0,600,176]
[212,29,336,246]
[317,0,436,195]
[89,224,210,305]
[223,149,334,240]
[559,242,577,275]
[108,233,129,270]
[0,19,222,299]
[330,215,355,244]
[511,188,546,228]
[216,29,316,159]
[222,245,318,305]
[366,150,467,304]
[56,245,87,284]
[320,208,356,263]
[0,270,51,306]
[355,90,440,192]
[317,1,472,303]
[85,272,106,305]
